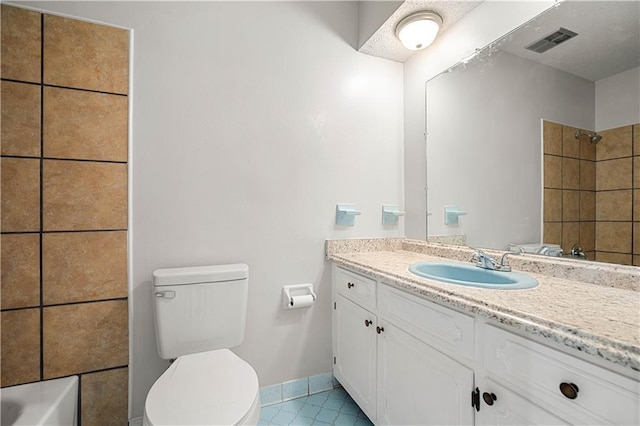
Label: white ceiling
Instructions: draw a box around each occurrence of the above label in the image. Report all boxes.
[358,0,483,63]
[499,1,640,82]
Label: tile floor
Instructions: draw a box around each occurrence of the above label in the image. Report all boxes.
[258,387,373,426]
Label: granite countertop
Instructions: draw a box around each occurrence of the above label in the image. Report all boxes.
[326,239,640,375]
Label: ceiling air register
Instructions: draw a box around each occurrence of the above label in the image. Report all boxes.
[525,28,578,53]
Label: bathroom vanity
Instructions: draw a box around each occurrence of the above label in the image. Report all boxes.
[328,238,640,425]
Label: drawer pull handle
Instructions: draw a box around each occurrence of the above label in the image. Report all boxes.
[365,319,372,327]
[482,392,497,406]
[347,282,354,289]
[559,382,579,400]
[376,326,384,334]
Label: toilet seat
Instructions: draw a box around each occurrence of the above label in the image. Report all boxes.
[144,349,260,425]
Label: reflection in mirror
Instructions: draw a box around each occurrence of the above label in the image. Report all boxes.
[425,1,640,266]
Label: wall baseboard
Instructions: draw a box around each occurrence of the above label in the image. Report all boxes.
[259,372,339,407]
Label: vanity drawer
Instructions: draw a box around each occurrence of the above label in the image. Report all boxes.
[483,324,640,425]
[334,267,376,311]
[378,284,475,361]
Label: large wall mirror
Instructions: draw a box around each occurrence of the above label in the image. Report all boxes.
[425,1,640,266]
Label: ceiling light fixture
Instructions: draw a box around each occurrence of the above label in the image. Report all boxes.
[395,12,443,51]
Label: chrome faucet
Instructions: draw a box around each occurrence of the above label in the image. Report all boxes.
[471,249,518,272]
[471,249,498,269]
[569,244,587,260]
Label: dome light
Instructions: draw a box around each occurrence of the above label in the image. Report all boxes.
[395,12,443,51]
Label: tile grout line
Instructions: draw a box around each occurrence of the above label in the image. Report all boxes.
[39,11,45,383]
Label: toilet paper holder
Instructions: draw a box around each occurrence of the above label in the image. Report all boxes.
[282,284,317,309]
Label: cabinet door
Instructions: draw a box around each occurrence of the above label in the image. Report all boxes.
[475,378,569,426]
[333,294,377,421]
[377,321,474,425]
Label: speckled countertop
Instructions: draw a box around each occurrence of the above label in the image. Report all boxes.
[326,238,640,375]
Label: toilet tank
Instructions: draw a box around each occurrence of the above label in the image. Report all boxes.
[152,263,249,359]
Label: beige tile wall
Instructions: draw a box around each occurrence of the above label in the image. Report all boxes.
[542,121,596,258]
[543,120,639,265]
[1,5,129,425]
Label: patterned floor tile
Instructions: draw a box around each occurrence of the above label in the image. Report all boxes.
[260,387,373,426]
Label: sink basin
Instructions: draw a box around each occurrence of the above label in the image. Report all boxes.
[408,262,538,289]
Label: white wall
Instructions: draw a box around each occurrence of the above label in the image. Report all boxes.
[403,1,554,239]
[596,66,640,131]
[426,51,594,249]
[19,1,404,419]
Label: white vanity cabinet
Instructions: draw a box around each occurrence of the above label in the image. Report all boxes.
[333,293,377,418]
[480,324,640,425]
[332,267,378,420]
[376,321,474,425]
[332,264,640,426]
[332,266,474,425]
[474,378,570,425]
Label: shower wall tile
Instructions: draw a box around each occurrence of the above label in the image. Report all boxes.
[543,189,562,221]
[81,367,128,426]
[579,222,595,252]
[1,5,129,420]
[562,125,580,158]
[1,158,40,232]
[562,190,579,222]
[579,160,595,191]
[633,256,640,267]
[635,190,640,222]
[1,233,40,310]
[561,221,579,254]
[43,231,128,304]
[1,81,41,157]
[595,222,632,253]
[562,158,580,189]
[543,154,562,188]
[595,252,632,266]
[634,223,640,255]
[44,15,128,94]
[43,160,127,231]
[579,191,595,221]
[633,124,639,155]
[579,136,596,161]
[43,87,128,162]
[596,158,632,191]
[596,125,632,161]
[543,121,562,156]
[1,309,40,387]
[1,5,41,83]
[43,300,128,378]
[595,190,632,222]
[633,156,639,189]
[543,222,562,245]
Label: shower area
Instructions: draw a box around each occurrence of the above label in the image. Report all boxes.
[543,120,639,265]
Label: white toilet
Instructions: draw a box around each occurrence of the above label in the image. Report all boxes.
[143,263,260,426]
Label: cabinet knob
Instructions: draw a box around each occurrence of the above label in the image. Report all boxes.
[482,392,497,406]
[347,282,354,289]
[376,326,384,334]
[365,319,372,327]
[559,382,579,400]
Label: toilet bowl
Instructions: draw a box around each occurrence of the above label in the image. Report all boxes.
[143,349,260,426]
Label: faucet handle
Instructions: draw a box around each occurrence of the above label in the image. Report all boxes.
[469,248,485,262]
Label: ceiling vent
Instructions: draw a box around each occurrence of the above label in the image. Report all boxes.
[525,28,578,53]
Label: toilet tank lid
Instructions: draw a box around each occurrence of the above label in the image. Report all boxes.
[153,263,248,286]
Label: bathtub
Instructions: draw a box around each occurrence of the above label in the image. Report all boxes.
[1,376,78,426]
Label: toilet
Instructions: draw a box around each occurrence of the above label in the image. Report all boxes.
[143,264,260,425]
